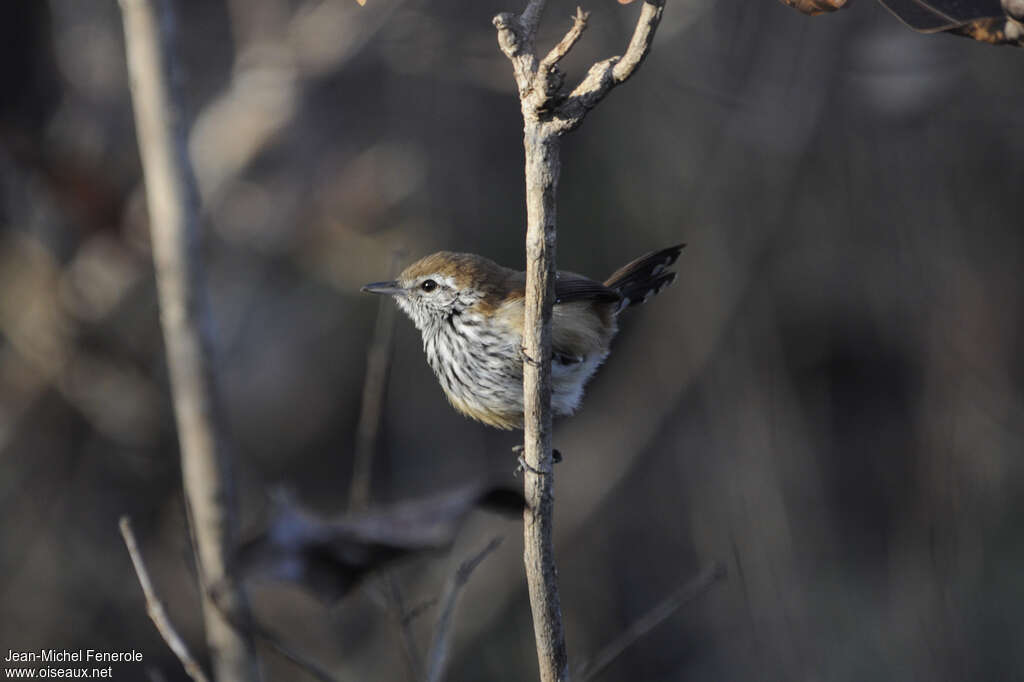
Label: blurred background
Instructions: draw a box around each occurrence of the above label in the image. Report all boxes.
[2,0,1023,680]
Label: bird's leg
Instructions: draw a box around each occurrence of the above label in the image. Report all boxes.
[512,445,562,477]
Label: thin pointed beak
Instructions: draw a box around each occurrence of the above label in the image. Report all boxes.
[361,280,406,296]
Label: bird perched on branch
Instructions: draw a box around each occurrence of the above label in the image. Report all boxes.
[362,244,684,429]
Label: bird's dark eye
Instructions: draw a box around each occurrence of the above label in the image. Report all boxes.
[420,279,437,292]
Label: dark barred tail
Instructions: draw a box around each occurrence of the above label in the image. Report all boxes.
[603,243,685,312]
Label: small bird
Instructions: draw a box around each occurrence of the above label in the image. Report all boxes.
[362,244,684,429]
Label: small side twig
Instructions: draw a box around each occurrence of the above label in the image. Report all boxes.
[576,562,727,681]
[424,537,504,682]
[400,596,440,627]
[119,516,211,682]
[538,8,590,74]
[253,628,342,682]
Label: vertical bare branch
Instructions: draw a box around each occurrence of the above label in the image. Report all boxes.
[120,517,212,682]
[494,3,667,680]
[118,1,257,679]
[495,16,569,681]
[519,125,567,682]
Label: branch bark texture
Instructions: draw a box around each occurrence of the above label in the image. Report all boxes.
[118,1,257,680]
[493,3,665,681]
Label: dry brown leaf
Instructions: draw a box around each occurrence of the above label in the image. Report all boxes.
[778,0,849,15]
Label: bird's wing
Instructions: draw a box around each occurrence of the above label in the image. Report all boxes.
[551,301,613,364]
[502,270,620,305]
[500,270,618,364]
[554,272,621,305]
[552,274,619,363]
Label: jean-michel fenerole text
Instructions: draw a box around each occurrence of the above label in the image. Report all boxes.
[5,650,143,663]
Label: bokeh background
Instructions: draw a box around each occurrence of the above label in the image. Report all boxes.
[2,0,1024,680]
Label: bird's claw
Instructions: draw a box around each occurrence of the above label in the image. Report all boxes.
[515,455,550,477]
[519,346,541,367]
[512,445,562,477]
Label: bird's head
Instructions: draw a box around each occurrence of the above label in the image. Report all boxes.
[362,251,508,330]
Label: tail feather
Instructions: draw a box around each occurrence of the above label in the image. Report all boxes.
[604,243,685,312]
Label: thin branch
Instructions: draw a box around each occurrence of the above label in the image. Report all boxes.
[519,0,550,40]
[401,597,439,627]
[117,0,257,679]
[538,8,589,73]
[349,249,403,512]
[554,0,666,133]
[254,629,342,682]
[576,563,727,681]
[611,0,665,82]
[424,537,504,682]
[531,7,590,105]
[119,517,211,682]
[518,125,566,682]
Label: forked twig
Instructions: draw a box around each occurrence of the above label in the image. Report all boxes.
[119,516,211,682]
[554,0,666,133]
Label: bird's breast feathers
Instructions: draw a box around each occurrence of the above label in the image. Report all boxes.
[420,299,614,427]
